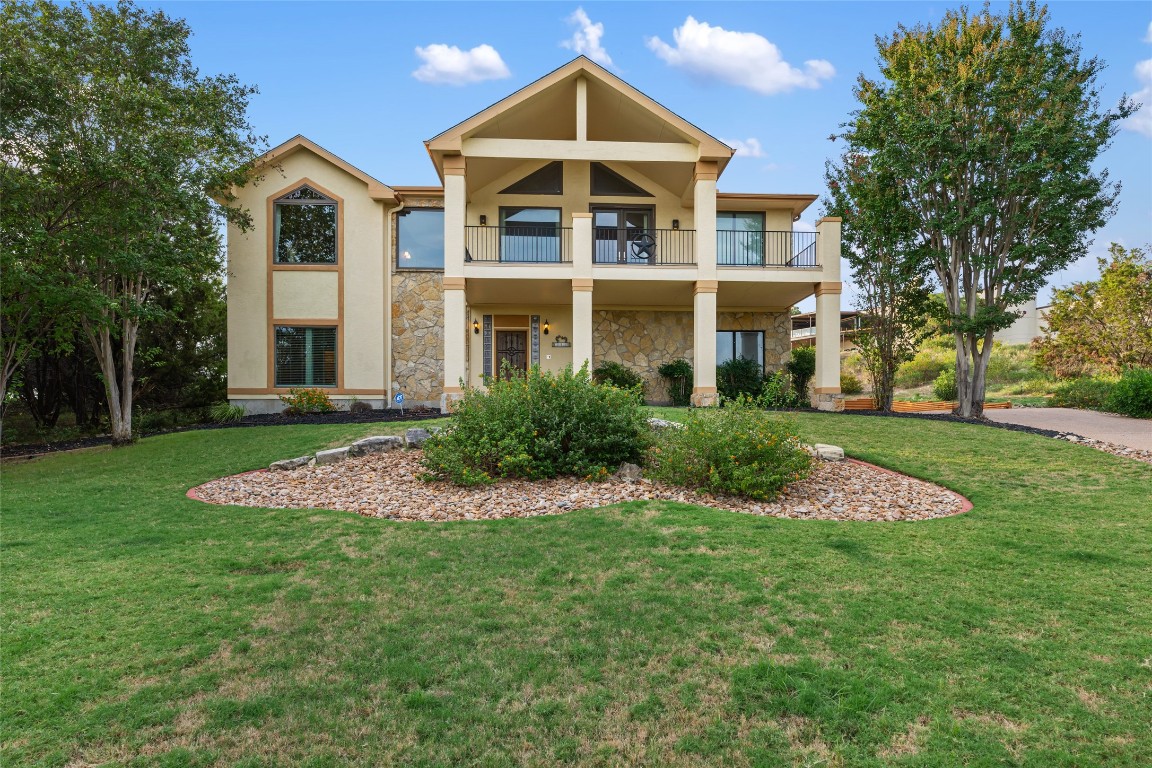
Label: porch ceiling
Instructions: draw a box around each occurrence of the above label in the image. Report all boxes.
[465,278,575,306]
[717,281,815,310]
[464,278,816,311]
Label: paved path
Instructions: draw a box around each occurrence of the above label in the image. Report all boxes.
[983,407,1152,451]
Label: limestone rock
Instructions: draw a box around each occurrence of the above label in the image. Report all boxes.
[812,443,845,461]
[348,436,404,457]
[405,428,432,448]
[315,447,350,465]
[269,455,311,471]
[647,417,683,430]
[613,462,643,481]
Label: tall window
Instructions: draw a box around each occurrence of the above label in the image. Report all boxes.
[499,207,561,262]
[397,209,444,269]
[717,211,765,266]
[274,186,337,264]
[275,326,337,387]
[716,330,764,368]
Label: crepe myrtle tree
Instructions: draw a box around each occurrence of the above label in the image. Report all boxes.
[835,1,1136,417]
[1,0,264,443]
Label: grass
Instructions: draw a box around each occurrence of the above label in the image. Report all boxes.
[4,412,1151,766]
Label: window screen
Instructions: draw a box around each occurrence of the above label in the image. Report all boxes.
[274,186,337,264]
[274,326,337,387]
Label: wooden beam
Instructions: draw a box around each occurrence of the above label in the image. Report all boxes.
[461,138,699,163]
[576,77,587,142]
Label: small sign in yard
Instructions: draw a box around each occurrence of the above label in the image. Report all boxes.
[394,391,405,414]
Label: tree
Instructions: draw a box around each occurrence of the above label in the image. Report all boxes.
[825,152,934,410]
[836,1,1136,417]
[1,0,262,442]
[1035,244,1152,377]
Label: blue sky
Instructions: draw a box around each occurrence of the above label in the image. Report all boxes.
[153,1,1151,305]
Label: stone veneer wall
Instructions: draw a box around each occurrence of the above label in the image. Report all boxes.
[593,309,791,404]
[391,272,445,404]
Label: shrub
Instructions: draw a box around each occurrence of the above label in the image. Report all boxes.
[1051,377,1115,410]
[717,357,763,400]
[421,365,647,485]
[932,367,958,401]
[592,361,644,396]
[657,358,693,407]
[758,371,801,409]
[348,400,373,415]
[840,373,864,395]
[894,346,951,388]
[787,347,816,396]
[1106,368,1152,418]
[210,402,247,423]
[278,387,336,414]
[646,398,812,501]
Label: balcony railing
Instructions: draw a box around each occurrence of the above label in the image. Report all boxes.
[465,225,573,263]
[718,230,818,267]
[593,228,695,265]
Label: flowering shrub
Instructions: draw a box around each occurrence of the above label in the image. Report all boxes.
[421,364,647,485]
[278,387,336,414]
[646,398,811,501]
[756,371,804,409]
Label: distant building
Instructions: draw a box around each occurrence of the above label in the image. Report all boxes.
[994,298,1050,345]
[792,310,865,351]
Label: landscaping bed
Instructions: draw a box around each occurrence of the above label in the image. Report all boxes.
[190,448,970,522]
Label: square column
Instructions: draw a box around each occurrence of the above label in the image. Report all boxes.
[572,280,593,374]
[442,156,466,276]
[691,280,718,407]
[693,161,718,278]
[812,282,842,410]
[441,277,467,413]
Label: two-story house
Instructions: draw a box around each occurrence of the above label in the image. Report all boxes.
[225,57,844,413]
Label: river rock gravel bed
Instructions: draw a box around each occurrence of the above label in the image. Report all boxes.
[191,450,969,522]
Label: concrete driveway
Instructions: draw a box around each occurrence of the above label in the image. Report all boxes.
[983,407,1152,451]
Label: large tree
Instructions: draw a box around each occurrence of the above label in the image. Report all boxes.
[825,153,934,410]
[0,0,262,442]
[1035,244,1152,378]
[836,1,1135,417]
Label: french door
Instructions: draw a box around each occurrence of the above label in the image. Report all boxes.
[592,206,654,264]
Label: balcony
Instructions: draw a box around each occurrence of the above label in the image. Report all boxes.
[718,230,817,267]
[593,228,695,265]
[465,225,574,263]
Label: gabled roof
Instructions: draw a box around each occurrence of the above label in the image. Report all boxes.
[254,135,397,203]
[425,56,734,176]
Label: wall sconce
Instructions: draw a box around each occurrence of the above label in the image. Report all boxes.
[671,219,680,230]
[479,215,487,226]
[472,318,481,334]
[542,319,550,335]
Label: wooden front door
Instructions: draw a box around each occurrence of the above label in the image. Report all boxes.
[495,330,528,378]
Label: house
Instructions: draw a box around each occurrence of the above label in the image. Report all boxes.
[791,310,866,351]
[993,298,1050,345]
[225,57,844,414]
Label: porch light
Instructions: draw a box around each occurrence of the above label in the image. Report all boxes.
[472,318,481,334]
[542,319,550,335]
[671,219,679,230]
[479,215,487,226]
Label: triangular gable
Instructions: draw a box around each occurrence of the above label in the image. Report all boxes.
[253,135,397,203]
[425,57,733,163]
[590,163,651,197]
[499,161,564,195]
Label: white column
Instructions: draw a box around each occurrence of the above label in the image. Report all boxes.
[443,156,466,276]
[571,213,594,374]
[441,155,467,412]
[813,285,842,398]
[692,282,718,406]
[693,161,717,279]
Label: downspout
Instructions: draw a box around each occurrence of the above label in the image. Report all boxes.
[384,195,406,409]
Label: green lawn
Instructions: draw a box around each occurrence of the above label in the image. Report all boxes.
[4,413,1151,767]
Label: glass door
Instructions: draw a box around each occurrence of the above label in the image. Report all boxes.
[592,207,654,264]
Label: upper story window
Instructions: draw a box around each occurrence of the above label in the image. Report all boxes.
[499,161,563,195]
[717,211,766,266]
[590,162,652,197]
[274,186,337,264]
[397,208,445,269]
[499,207,562,263]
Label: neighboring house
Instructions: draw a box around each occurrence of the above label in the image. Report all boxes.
[791,310,866,351]
[225,57,844,413]
[993,298,1050,345]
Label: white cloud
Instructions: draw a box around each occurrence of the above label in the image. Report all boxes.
[412,43,510,85]
[1125,58,1152,137]
[562,8,613,68]
[646,17,834,95]
[1145,21,1152,43]
[721,137,765,157]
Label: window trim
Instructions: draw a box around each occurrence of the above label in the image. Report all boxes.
[272,184,340,266]
[396,207,446,271]
[716,329,766,371]
[272,324,339,389]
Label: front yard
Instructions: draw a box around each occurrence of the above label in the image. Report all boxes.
[3,413,1150,766]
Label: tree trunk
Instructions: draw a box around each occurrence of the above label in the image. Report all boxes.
[953,329,996,418]
[86,316,138,445]
[953,331,973,418]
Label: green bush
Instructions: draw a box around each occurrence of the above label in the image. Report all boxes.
[646,398,812,501]
[210,402,247,423]
[717,357,763,400]
[840,373,864,395]
[757,371,801,409]
[787,347,817,396]
[657,358,693,407]
[278,387,336,414]
[421,365,647,485]
[1051,377,1115,410]
[1106,368,1152,418]
[592,361,644,396]
[932,367,958,401]
[895,346,952,388]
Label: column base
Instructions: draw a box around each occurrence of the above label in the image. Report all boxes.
[690,387,718,407]
[439,387,465,414]
[810,392,845,412]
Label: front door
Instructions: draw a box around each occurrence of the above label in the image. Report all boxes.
[495,330,528,378]
[593,206,654,264]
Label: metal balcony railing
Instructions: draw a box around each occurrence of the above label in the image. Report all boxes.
[593,228,695,265]
[718,230,818,267]
[464,225,573,263]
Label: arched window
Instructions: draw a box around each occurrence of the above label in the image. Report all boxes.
[274,185,337,264]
